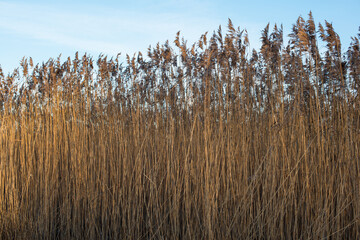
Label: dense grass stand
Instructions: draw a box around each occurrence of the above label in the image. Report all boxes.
[0,13,359,239]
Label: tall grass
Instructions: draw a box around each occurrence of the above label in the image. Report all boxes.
[0,13,359,239]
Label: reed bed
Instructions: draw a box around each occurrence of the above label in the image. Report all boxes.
[0,13,359,239]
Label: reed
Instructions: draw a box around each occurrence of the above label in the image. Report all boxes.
[0,13,359,239]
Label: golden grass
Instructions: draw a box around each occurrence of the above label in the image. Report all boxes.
[0,13,359,239]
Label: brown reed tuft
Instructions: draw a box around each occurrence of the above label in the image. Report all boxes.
[0,13,359,239]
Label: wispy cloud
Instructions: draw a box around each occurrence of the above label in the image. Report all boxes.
[0,0,269,74]
[0,2,138,55]
[0,1,225,56]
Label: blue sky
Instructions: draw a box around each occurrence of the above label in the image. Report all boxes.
[0,0,359,74]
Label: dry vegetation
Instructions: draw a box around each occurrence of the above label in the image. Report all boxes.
[0,13,359,239]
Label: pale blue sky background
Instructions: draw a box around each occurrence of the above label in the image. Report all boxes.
[0,0,359,74]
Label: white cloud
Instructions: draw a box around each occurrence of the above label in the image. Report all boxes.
[0,2,133,55]
[0,1,224,57]
[0,0,269,75]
